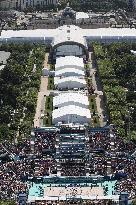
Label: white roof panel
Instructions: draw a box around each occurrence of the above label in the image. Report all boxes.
[54,76,86,86]
[1,29,56,38]
[76,12,90,20]
[55,56,84,70]
[52,25,87,47]
[83,28,136,37]
[53,105,91,119]
[1,26,136,43]
[53,92,89,107]
[55,67,85,77]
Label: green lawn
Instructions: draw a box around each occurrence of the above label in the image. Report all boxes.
[49,64,55,71]
[84,64,90,69]
[88,95,100,127]
[89,95,97,112]
[47,77,54,90]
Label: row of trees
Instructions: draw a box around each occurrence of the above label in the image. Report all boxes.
[0,200,16,205]
[93,42,136,140]
[0,43,45,142]
[11,0,132,13]
[68,0,130,12]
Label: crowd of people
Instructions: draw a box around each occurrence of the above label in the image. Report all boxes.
[61,162,86,176]
[0,127,135,203]
[0,130,57,201]
[30,199,117,205]
[34,131,56,155]
[88,130,136,199]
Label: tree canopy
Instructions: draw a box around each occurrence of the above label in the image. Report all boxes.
[93,42,136,140]
[0,43,45,142]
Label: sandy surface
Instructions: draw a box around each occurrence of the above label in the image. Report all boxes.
[44,186,104,197]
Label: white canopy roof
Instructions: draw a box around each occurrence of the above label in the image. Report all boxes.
[53,92,89,107]
[76,12,90,20]
[82,27,136,37]
[55,67,85,77]
[55,56,84,70]
[52,25,87,48]
[1,26,136,39]
[53,105,91,119]
[54,76,86,87]
[1,26,136,46]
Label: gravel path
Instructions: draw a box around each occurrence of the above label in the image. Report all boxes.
[34,53,49,127]
[90,52,108,126]
[43,53,49,68]
[34,77,48,127]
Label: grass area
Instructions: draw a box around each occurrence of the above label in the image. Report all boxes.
[89,95,97,111]
[49,64,55,71]
[42,96,53,127]
[85,77,92,85]
[84,63,90,69]
[89,95,100,127]
[93,116,100,127]
[47,77,54,90]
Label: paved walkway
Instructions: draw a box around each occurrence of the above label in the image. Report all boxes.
[89,52,108,127]
[43,53,49,68]
[34,53,51,127]
[34,77,48,127]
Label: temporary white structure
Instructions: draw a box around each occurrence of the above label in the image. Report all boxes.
[55,67,85,77]
[1,25,136,45]
[52,25,87,48]
[54,76,86,90]
[53,92,89,109]
[76,12,90,24]
[52,105,91,125]
[55,56,84,71]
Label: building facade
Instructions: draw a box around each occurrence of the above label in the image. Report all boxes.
[127,0,136,9]
[0,0,58,10]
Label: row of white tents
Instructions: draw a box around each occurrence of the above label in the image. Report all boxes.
[52,56,91,125]
[54,56,86,90]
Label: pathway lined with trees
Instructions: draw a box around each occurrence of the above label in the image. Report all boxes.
[0,44,45,141]
[93,42,136,140]
[34,76,48,127]
[88,52,108,127]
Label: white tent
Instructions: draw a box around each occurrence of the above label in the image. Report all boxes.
[55,56,84,71]
[55,67,85,77]
[1,25,136,44]
[54,76,86,90]
[76,12,90,24]
[53,92,89,109]
[52,105,91,125]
